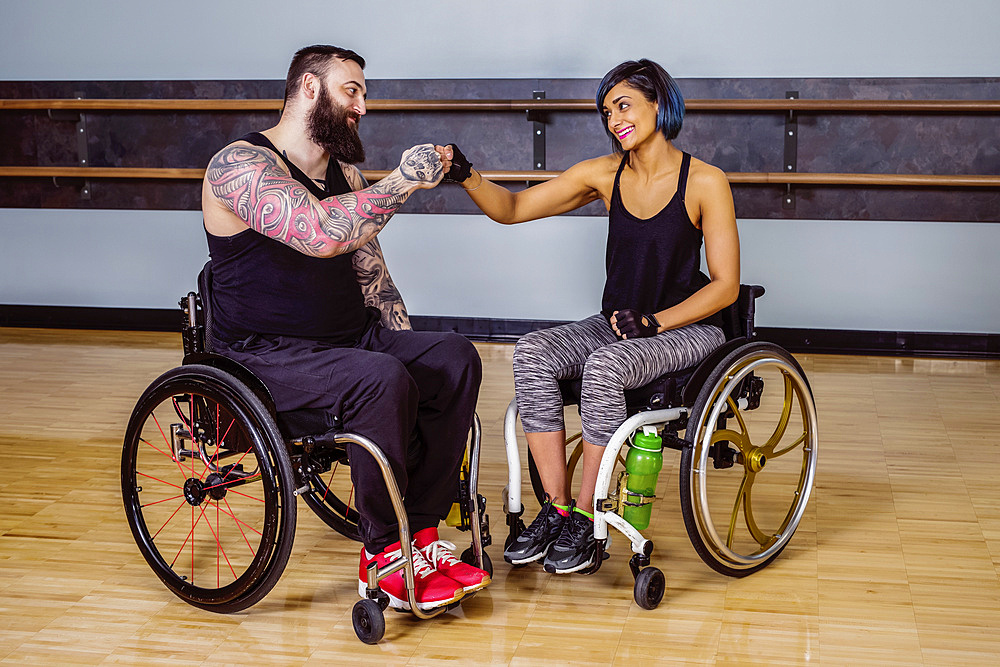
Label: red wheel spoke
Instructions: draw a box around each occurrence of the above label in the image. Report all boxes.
[228,487,266,504]
[140,494,184,509]
[195,501,238,581]
[220,449,255,484]
[188,398,196,482]
[217,502,221,587]
[219,415,235,446]
[223,498,259,556]
[136,470,184,491]
[169,502,206,569]
[320,463,337,502]
[152,497,189,540]
[147,415,191,478]
[217,502,264,538]
[213,403,223,477]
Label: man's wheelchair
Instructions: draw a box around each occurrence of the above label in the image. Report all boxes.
[120,265,492,644]
[502,285,818,609]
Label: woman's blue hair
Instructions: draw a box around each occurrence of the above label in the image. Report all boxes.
[596,59,685,153]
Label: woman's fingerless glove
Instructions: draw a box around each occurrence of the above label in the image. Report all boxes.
[442,143,474,183]
[614,309,660,339]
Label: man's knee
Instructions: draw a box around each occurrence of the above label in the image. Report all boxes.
[437,332,482,386]
[351,354,418,408]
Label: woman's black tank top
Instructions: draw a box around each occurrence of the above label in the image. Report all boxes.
[205,132,370,346]
[601,151,722,328]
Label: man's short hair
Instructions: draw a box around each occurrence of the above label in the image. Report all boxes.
[283,45,366,105]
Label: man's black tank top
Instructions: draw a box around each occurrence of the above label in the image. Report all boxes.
[205,132,371,346]
[601,151,722,329]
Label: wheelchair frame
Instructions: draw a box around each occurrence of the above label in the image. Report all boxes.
[121,275,492,644]
[501,285,818,609]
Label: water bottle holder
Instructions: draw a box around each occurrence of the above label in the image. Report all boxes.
[621,488,657,508]
[611,471,657,516]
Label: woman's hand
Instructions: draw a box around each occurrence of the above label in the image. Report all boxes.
[611,309,660,339]
[441,143,474,183]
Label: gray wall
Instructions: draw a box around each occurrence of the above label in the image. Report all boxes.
[2,0,999,334]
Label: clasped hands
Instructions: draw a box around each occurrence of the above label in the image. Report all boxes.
[397,143,473,189]
[610,309,661,340]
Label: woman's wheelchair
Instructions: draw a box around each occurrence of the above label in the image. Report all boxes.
[120,265,492,644]
[502,285,818,609]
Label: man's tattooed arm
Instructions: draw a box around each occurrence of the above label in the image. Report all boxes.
[353,237,411,330]
[206,143,443,257]
[342,162,368,192]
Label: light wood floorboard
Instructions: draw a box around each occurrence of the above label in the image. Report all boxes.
[1,328,998,665]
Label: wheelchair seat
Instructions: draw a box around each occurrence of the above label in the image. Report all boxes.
[557,284,766,412]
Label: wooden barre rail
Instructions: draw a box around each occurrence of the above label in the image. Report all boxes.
[2,166,997,187]
[3,98,1000,113]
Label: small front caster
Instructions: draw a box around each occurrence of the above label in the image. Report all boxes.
[633,566,665,610]
[461,547,494,578]
[353,598,385,644]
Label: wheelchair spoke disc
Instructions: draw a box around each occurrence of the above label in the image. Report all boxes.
[122,366,296,611]
[681,343,817,576]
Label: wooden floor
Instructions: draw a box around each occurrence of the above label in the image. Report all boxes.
[1,327,999,665]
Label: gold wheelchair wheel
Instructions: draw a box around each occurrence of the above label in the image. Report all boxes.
[680,342,818,576]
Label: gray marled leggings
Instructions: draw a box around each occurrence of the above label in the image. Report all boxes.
[513,314,725,447]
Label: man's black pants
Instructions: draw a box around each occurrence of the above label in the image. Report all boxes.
[216,323,482,553]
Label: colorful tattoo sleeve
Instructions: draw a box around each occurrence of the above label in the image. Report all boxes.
[206,143,440,257]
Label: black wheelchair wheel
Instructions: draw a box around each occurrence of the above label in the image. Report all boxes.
[121,365,297,612]
[633,566,665,610]
[298,448,362,541]
[680,342,818,577]
[461,547,494,578]
[352,598,385,644]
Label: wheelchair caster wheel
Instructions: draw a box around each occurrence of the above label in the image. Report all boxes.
[461,547,493,578]
[353,598,385,644]
[371,589,390,611]
[633,567,665,610]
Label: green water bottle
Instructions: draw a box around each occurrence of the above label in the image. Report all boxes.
[622,425,663,530]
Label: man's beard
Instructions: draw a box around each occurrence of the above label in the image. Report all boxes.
[307,86,365,164]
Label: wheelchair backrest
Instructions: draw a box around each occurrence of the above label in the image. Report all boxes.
[197,262,216,353]
[180,261,214,357]
[719,284,765,342]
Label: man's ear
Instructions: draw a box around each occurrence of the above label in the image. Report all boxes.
[301,72,320,101]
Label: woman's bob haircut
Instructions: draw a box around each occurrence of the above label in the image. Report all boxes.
[596,59,685,153]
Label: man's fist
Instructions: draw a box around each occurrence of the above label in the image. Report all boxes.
[399,144,444,188]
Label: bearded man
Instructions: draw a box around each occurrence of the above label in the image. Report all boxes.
[201,44,488,611]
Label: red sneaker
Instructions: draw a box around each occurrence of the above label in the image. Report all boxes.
[358,542,464,611]
[413,526,491,594]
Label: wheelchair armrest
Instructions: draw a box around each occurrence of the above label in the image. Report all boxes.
[680,338,746,406]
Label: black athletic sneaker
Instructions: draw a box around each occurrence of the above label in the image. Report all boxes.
[503,496,566,565]
[543,505,597,574]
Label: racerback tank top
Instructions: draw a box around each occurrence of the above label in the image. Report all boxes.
[601,151,722,328]
[205,132,371,346]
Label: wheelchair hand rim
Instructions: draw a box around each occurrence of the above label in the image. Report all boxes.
[689,351,818,569]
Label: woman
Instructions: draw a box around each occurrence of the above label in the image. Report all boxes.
[445,59,739,574]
